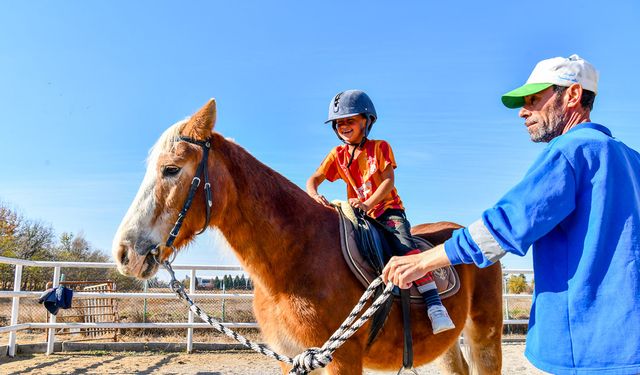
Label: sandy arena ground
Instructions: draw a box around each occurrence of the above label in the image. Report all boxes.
[1,343,547,374]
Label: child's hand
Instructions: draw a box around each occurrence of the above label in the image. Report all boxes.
[348,198,369,212]
[312,194,331,207]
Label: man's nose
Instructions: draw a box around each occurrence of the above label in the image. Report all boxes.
[519,107,530,119]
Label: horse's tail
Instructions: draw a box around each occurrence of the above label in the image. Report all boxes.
[366,284,394,347]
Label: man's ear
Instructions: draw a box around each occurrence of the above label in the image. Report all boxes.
[566,84,583,108]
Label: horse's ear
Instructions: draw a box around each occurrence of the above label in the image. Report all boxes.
[183,98,217,140]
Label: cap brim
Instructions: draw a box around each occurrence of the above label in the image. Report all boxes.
[501,83,553,109]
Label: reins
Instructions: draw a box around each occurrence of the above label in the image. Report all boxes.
[162,259,394,374]
[152,135,397,374]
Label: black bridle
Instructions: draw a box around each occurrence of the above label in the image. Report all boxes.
[151,136,213,259]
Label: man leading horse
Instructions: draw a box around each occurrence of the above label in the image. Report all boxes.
[383,54,640,375]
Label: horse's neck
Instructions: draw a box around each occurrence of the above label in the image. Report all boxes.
[211,136,337,291]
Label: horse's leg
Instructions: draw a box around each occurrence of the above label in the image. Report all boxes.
[277,363,331,375]
[325,342,363,375]
[278,362,290,374]
[435,340,470,375]
[255,288,363,375]
[277,355,362,375]
[464,264,503,375]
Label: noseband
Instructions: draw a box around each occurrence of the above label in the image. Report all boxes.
[151,136,213,259]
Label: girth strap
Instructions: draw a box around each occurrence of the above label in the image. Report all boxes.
[400,289,415,372]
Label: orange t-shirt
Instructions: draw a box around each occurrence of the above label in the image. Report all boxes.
[316,139,404,218]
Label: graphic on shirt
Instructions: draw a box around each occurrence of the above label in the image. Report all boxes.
[355,181,372,200]
[316,140,403,218]
[367,154,377,176]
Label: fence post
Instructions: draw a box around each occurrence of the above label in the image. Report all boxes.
[221,278,226,322]
[187,269,196,353]
[46,266,61,355]
[503,275,512,335]
[143,280,148,323]
[8,264,23,357]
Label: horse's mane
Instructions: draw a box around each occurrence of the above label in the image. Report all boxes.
[147,118,323,228]
[213,132,319,214]
[147,120,187,165]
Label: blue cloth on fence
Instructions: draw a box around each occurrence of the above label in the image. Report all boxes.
[38,285,73,315]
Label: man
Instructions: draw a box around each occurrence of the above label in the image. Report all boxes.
[382,54,640,374]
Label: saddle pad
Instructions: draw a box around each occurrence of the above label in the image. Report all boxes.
[338,211,460,302]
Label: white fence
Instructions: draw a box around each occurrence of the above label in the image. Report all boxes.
[0,256,532,357]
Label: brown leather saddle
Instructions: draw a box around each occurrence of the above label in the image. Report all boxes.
[337,207,460,303]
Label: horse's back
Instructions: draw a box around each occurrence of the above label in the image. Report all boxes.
[411,221,463,246]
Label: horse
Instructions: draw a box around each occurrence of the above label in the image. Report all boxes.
[112,99,503,374]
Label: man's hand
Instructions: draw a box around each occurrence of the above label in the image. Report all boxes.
[381,253,425,289]
[381,244,452,288]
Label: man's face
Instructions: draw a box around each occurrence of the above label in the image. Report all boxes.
[519,87,566,143]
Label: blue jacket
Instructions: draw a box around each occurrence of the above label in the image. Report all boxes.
[445,123,640,374]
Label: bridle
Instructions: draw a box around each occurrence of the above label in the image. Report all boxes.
[151,136,213,260]
[142,135,400,374]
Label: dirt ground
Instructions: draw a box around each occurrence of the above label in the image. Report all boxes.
[0,344,546,374]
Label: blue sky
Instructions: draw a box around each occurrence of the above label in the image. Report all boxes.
[1,1,639,273]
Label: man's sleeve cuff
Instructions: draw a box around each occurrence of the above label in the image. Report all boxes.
[444,236,465,265]
[468,219,507,263]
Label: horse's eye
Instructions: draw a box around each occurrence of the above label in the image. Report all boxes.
[162,166,181,177]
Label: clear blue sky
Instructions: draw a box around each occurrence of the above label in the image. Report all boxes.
[1,1,639,272]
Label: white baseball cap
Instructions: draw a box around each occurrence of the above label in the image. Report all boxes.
[502,54,599,108]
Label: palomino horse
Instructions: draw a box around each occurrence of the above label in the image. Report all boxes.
[112,99,503,374]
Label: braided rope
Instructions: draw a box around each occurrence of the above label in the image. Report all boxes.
[164,261,394,374]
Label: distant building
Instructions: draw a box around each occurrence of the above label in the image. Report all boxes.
[196,276,219,289]
[195,275,253,290]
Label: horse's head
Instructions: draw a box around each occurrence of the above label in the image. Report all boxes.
[112,99,217,279]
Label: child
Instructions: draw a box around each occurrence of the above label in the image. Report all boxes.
[306,89,455,334]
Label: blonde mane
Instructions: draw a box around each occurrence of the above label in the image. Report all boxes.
[147,119,188,165]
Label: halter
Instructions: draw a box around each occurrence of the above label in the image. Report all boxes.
[151,136,213,258]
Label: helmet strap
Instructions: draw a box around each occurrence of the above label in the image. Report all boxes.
[346,141,359,169]
[332,117,370,168]
[346,136,368,168]
[363,117,373,139]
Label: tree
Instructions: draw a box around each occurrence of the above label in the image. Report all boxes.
[0,202,21,256]
[0,202,22,289]
[223,275,232,290]
[507,274,529,294]
[55,232,110,282]
[14,218,55,290]
[15,219,55,260]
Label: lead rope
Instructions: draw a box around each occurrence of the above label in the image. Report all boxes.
[161,260,395,374]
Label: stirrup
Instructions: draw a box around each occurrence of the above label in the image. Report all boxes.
[397,366,419,375]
